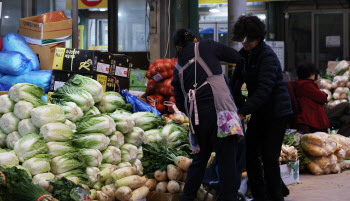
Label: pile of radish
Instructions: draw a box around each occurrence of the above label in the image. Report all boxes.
[147,156,192,194]
[88,166,150,201]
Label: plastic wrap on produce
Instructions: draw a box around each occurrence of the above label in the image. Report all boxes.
[301,132,341,157]
[120,90,161,115]
[2,33,39,71]
[0,51,32,75]
[0,70,52,92]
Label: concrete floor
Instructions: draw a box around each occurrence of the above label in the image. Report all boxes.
[285,170,350,201]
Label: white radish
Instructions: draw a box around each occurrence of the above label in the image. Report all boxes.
[110,167,137,182]
[96,191,109,201]
[167,164,183,181]
[115,175,147,189]
[174,156,192,171]
[101,185,115,201]
[130,186,150,201]
[156,181,168,193]
[167,180,180,194]
[154,170,167,181]
[115,186,132,201]
[145,178,157,191]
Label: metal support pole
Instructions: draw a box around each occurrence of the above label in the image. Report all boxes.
[228,0,246,50]
[21,0,32,18]
[108,0,118,53]
[72,0,79,48]
[189,0,199,39]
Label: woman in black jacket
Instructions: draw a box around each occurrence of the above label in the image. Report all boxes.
[230,15,293,201]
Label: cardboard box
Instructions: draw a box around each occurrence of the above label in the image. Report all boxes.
[29,42,66,70]
[130,69,148,88]
[52,48,112,75]
[49,70,126,93]
[280,161,299,185]
[0,91,9,96]
[19,16,72,40]
[146,192,180,201]
[111,54,132,78]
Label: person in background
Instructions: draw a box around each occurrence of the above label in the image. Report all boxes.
[171,28,244,201]
[295,62,330,133]
[230,15,293,201]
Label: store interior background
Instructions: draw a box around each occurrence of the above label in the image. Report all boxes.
[0,0,349,78]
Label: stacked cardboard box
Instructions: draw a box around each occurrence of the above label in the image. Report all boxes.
[50,48,131,93]
[19,13,72,70]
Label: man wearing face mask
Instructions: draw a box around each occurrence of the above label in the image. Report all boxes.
[171,28,244,201]
[230,15,293,201]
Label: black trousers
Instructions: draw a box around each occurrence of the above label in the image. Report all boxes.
[180,109,241,201]
[245,115,288,201]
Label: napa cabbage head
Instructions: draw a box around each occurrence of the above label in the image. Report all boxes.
[16,165,32,177]
[120,143,138,163]
[86,166,100,185]
[161,122,188,148]
[137,146,143,160]
[76,114,116,136]
[143,129,161,144]
[72,133,110,151]
[109,111,135,134]
[22,154,51,176]
[0,150,19,168]
[46,141,76,158]
[124,127,144,146]
[14,101,34,119]
[55,169,90,186]
[98,92,132,113]
[9,83,47,107]
[0,112,20,134]
[50,152,86,174]
[18,119,40,137]
[55,101,84,122]
[14,133,48,162]
[80,149,103,167]
[84,106,101,116]
[40,122,74,142]
[31,104,66,128]
[131,112,165,131]
[117,162,132,169]
[109,131,124,148]
[0,95,15,113]
[102,146,121,165]
[6,131,21,149]
[51,85,95,112]
[65,119,77,131]
[66,74,103,102]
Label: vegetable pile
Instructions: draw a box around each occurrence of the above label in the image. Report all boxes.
[319,60,350,108]
[0,74,192,200]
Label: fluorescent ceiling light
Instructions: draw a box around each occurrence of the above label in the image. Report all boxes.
[4,16,9,18]
[99,8,107,11]
[209,8,220,13]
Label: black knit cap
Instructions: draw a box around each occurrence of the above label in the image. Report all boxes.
[172,28,196,48]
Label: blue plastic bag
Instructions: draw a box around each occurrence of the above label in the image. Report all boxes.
[0,81,14,91]
[0,70,52,92]
[2,33,40,71]
[0,51,32,75]
[120,90,161,115]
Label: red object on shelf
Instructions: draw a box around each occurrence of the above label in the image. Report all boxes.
[0,37,2,51]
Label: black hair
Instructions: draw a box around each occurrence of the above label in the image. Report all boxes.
[296,61,319,80]
[172,28,195,48]
[232,14,267,42]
